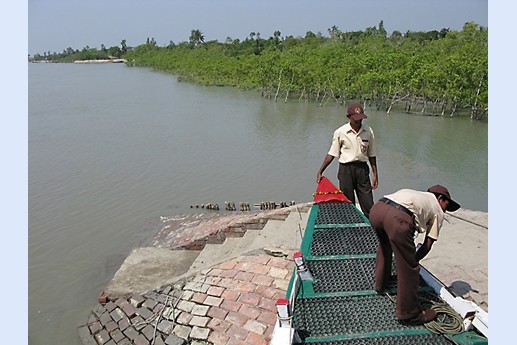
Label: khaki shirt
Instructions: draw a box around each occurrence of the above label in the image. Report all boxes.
[328,123,377,163]
[384,189,444,240]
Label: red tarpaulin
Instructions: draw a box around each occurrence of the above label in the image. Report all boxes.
[313,177,351,204]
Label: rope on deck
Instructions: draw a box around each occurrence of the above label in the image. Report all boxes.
[424,300,465,335]
[384,293,465,335]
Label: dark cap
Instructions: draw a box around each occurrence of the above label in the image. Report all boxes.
[347,103,367,121]
[427,185,460,212]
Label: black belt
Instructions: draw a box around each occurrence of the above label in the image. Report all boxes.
[340,161,367,166]
[379,197,413,217]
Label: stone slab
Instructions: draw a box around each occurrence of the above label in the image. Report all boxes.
[105,247,200,297]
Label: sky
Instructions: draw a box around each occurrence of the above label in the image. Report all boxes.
[28,0,488,56]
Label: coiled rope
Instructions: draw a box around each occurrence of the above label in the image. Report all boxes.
[423,300,464,335]
[385,293,464,335]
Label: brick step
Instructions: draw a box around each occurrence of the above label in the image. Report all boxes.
[188,208,310,273]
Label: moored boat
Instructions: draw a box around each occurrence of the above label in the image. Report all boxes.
[270,177,488,345]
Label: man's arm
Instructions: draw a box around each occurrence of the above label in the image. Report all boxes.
[369,156,378,190]
[415,236,436,262]
[317,154,335,183]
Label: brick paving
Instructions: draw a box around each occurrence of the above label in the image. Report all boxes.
[79,254,294,345]
[78,204,312,345]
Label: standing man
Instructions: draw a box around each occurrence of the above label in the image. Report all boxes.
[317,103,378,218]
[369,185,461,325]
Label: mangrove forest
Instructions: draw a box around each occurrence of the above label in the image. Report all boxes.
[31,21,488,119]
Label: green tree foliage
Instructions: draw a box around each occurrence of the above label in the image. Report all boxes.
[129,23,487,118]
[31,40,129,62]
[31,23,488,119]
[189,29,205,46]
[121,39,127,54]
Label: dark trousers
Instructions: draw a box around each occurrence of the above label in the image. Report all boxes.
[369,201,421,320]
[338,162,374,217]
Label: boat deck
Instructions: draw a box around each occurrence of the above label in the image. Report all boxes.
[286,202,482,344]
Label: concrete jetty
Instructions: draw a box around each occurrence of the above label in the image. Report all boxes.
[78,203,488,345]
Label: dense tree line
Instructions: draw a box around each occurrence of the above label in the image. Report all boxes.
[30,40,128,63]
[31,22,487,119]
[125,22,487,119]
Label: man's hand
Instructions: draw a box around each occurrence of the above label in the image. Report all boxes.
[415,237,435,262]
[317,155,334,184]
[371,175,378,190]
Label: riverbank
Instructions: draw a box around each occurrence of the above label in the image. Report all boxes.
[77,203,487,344]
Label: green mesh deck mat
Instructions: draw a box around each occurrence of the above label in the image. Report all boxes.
[306,258,397,293]
[314,202,367,226]
[294,333,452,345]
[290,202,455,344]
[311,227,378,256]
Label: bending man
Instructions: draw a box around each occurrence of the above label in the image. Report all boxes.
[369,185,461,325]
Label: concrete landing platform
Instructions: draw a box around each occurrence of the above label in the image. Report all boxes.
[418,208,488,310]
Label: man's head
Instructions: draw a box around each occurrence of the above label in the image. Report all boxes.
[347,103,367,121]
[427,185,460,212]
